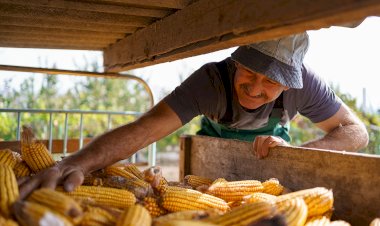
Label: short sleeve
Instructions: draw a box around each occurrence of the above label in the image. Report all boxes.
[163,62,226,124]
[296,65,342,123]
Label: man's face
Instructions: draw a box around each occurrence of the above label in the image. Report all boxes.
[234,62,289,110]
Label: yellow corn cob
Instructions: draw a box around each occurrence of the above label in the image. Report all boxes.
[20,126,55,173]
[143,196,168,217]
[206,179,264,202]
[329,220,351,226]
[105,165,151,189]
[83,175,103,186]
[13,201,73,226]
[276,197,308,226]
[227,201,243,209]
[143,166,169,195]
[0,164,19,217]
[57,185,136,209]
[116,204,151,226]
[27,188,83,218]
[205,201,275,226]
[184,175,213,189]
[276,187,333,217]
[162,186,229,213]
[305,216,331,226]
[124,164,144,180]
[0,149,19,168]
[0,215,19,226]
[243,192,277,204]
[154,209,221,226]
[371,218,380,226]
[157,220,218,226]
[262,178,284,195]
[13,160,32,178]
[81,206,116,226]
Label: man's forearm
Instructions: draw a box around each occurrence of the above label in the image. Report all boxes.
[301,124,368,152]
[60,120,151,174]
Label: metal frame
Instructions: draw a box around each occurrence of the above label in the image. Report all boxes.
[0,65,157,166]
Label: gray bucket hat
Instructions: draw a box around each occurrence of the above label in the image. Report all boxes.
[231,32,309,89]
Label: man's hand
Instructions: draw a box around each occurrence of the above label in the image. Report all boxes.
[253,135,289,159]
[18,162,85,199]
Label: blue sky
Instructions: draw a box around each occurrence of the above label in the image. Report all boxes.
[0,16,379,111]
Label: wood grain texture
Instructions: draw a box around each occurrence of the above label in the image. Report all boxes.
[104,0,380,72]
[180,135,380,225]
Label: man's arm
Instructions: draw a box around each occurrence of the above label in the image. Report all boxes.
[19,101,183,198]
[301,103,369,151]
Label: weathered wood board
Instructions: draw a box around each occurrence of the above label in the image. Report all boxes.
[180,135,380,225]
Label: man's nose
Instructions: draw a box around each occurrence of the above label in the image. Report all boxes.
[246,82,263,96]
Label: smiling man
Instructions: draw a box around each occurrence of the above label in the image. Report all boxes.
[19,32,369,198]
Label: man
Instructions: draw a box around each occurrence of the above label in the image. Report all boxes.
[19,32,368,198]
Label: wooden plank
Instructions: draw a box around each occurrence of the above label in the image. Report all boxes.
[181,135,380,225]
[93,0,194,9]
[0,25,126,39]
[0,0,172,18]
[0,16,138,33]
[0,33,117,45]
[179,135,192,179]
[0,3,154,27]
[0,42,104,50]
[0,139,92,154]
[104,0,380,72]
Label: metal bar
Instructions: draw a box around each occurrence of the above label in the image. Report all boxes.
[107,114,112,130]
[0,108,142,116]
[148,143,156,166]
[79,114,84,149]
[63,113,69,156]
[130,154,136,164]
[16,112,21,140]
[48,112,53,153]
[0,64,154,108]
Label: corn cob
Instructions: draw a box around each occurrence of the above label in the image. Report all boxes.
[205,179,264,202]
[262,178,284,196]
[102,176,154,200]
[329,220,351,226]
[83,174,103,186]
[243,192,277,204]
[0,164,19,217]
[143,196,168,217]
[157,220,218,226]
[371,219,380,226]
[305,216,331,226]
[276,187,333,217]
[13,201,73,226]
[116,204,151,226]
[276,197,308,226]
[27,188,83,218]
[227,201,244,209]
[20,126,55,173]
[105,165,152,191]
[162,186,229,213]
[143,166,169,195]
[184,175,213,189]
[0,149,19,168]
[0,215,19,226]
[124,164,144,180]
[57,185,136,209]
[154,209,221,226]
[13,160,32,178]
[81,206,116,226]
[205,201,275,226]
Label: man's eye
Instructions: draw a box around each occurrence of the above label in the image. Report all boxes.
[266,79,277,85]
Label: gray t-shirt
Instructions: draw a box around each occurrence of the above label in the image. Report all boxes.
[164,58,342,130]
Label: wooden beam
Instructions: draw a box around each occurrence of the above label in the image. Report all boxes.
[0,42,104,50]
[94,0,194,9]
[104,0,380,72]
[0,0,172,18]
[0,16,139,33]
[0,3,154,27]
[0,25,126,39]
[180,135,380,225]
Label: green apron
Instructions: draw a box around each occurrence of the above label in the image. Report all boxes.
[196,110,291,142]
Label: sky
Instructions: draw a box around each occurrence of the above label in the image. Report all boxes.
[0,16,379,111]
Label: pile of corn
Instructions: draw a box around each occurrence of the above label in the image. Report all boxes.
[0,126,379,226]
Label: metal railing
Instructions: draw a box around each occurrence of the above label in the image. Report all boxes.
[0,65,157,166]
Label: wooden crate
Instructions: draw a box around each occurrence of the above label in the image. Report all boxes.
[180,135,380,225]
